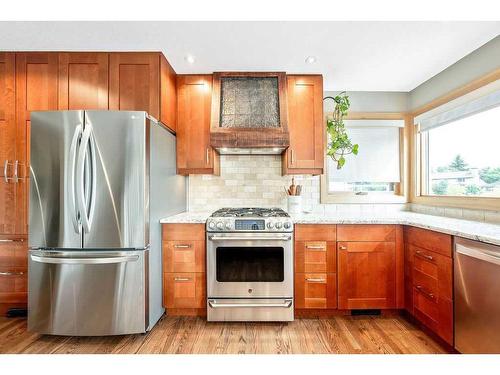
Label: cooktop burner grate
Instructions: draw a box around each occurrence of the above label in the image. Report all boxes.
[211,207,290,218]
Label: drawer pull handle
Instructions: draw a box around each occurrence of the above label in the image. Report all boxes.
[415,251,434,261]
[306,278,326,283]
[306,245,325,250]
[0,271,25,276]
[415,285,435,300]
[0,239,25,243]
[339,245,347,250]
[174,277,191,282]
[174,244,192,249]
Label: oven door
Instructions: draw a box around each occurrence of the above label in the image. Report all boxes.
[207,232,293,298]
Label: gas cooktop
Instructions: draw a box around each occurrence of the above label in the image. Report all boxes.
[207,208,292,232]
[210,207,290,218]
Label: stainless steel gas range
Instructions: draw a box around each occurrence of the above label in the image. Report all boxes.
[206,208,294,322]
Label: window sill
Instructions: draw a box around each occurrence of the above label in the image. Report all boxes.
[412,195,500,211]
[320,191,407,204]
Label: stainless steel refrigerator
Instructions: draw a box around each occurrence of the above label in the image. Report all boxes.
[28,110,186,336]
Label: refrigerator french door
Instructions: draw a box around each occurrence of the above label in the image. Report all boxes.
[27,111,185,336]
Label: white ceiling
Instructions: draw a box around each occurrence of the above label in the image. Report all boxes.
[1,21,499,91]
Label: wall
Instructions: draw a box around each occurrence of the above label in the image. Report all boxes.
[409,35,500,110]
[324,91,409,113]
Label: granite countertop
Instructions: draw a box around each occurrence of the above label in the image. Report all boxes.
[160,211,500,246]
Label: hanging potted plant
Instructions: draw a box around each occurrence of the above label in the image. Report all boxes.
[324,92,358,169]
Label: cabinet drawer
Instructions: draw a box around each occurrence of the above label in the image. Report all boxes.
[0,267,27,295]
[0,241,27,268]
[405,226,452,257]
[162,223,205,241]
[295,273,337,309]
[295,241,336,273]
[295,224,336,241]
[337,225,396,242]
[413,287,453,345]
[163,240,205,273]
[164,273,206,309]
[411,245,452,300]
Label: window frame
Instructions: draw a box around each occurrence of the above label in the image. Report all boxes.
[320,112,409,204]
[411,70,500,211]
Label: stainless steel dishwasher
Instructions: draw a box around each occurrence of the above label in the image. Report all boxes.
[454,237,500,353]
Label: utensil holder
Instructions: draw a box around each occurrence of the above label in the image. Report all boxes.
[287,195,302,214]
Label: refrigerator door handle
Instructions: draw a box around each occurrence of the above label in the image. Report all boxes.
[76,123,95,233]
[30,254,140,265]
[87,128,97,231]
[69,124,83,233]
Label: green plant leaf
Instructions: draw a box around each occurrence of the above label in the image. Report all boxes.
[352,144,359,155]
[337,156,346,169]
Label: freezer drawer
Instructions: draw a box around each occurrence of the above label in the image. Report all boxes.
[455,238,500,353]
[207,298,294,322]
[28,249,148,336]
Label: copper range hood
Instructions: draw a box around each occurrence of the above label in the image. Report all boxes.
[210,72,289,154]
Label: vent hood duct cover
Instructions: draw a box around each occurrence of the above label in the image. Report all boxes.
[210,72,289,153]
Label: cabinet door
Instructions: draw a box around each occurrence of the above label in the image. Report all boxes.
[109,53,160,119]
[337,241,396,309]
[0,53,16,178]
[58,52,108,110]
[16,52,59,177]
[176,75,219,175]
[284,75,324,175]
[160,55,177,132]
[0,178,28,236]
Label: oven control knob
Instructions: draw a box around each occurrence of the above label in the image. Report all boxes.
[267,222,274,229]
[284,222,291,229]
[225,222,232,230]
[216,221,224,230]
[208,221,215,229]
[275,222,283,229]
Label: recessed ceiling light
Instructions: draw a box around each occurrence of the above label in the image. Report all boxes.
[305,56,317,64]
[185,55,195,64]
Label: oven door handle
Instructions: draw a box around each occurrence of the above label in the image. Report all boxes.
[208,300,293,308]
[208,234,292,241]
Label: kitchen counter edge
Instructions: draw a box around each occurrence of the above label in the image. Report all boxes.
[160,211,500,246]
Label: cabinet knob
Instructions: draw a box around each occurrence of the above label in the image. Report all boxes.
[339,245,347,250]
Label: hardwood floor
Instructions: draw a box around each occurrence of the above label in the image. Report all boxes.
[0,315,447,354]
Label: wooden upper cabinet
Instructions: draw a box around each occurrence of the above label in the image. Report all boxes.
[283,75,324,175]
[337,241,396,309]
[176,75,219,175]
[160,55,177,132]
[58,53,108,110]
[16,52,59,178]
[0,53,16,178]
[109,53,160,119]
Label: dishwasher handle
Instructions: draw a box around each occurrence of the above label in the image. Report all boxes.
[456,242,500,266]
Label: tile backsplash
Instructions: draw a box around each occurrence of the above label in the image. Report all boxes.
[410,204,500,224]
[187,155,408,214]
[188,155,318,211]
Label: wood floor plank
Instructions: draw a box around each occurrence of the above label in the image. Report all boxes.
[0,314,446,354]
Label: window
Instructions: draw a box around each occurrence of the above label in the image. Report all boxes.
[416,80,500,199]
[321,118,405,203]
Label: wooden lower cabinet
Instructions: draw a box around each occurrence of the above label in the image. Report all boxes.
[404,226,453,345]
[294,224,337,310]
[337,241,396,309]
[0,239,27,315]
[162,223,206,315]
[336,224,403,310]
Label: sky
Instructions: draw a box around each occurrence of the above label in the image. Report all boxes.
[428,105,500,170]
